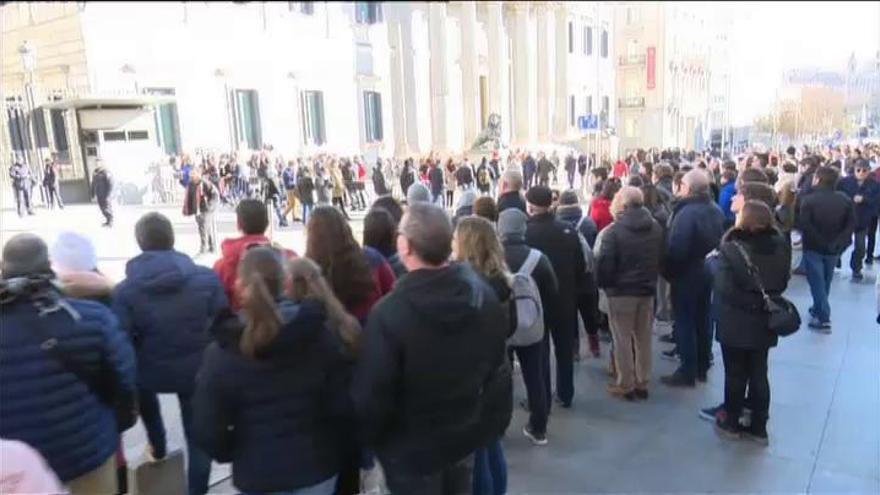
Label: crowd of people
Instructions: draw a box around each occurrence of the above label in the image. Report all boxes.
[1,139,879,495]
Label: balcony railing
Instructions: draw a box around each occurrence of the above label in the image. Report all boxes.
[618,97,645,108]
[619,54,646,66]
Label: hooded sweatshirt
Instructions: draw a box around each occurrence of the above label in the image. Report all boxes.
[213,235,298,310]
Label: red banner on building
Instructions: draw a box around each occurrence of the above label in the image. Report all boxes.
[647,46,656,90]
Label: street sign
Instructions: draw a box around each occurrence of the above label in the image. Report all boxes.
[578,115,598,131]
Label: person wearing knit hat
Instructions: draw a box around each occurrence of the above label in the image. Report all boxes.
[50,231,98,275]
[453,189,478,227]
[406,182,431,205]
[525,185,553,210]
[498,207,558,445]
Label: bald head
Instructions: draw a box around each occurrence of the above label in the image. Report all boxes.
[681,169,711,197]
[2,234,51,278]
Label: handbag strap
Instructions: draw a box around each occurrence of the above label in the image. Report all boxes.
[730,241,772,307]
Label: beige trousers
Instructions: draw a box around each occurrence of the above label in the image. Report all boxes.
[66,454,117,495]
[282,190,301,220]
[608,296,655,390]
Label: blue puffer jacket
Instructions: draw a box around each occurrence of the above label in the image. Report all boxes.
[113,250,227,394]
[193,299,352,493]
[665,194,725,286]
[0,297,136,482]
[718,181,737,228]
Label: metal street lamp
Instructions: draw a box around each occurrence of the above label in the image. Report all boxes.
[18,40,44,184]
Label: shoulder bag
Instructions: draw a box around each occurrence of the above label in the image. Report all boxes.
[731,241,801,337]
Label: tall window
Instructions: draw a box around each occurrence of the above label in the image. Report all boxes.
[601,96,610,128]
[145,88,181,155]
[586,26,593,55]
[569,95,575,126]
[288,2,314,14]
[582,25,588,55]
[585,95,592,116]
[568,21,574,53]
[233,89,261,150]
[355,2,382,24]
[301,90,326,146]
[32,109,49,148]
[50,109,69,162]
[601,29,609,58]
[364,91,383,143]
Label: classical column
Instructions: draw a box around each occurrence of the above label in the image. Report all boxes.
[388,19,410,157]
[511,2,534,146]
[536,4,550,140]
[459,1,480,147]
[553,3,569,139]
[486,1,510,144]
[429,2,449,152]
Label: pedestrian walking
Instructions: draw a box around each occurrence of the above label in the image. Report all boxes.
[497,170,527,214]
[798,167,856,331]
[90,160,114,227]
[595,187,664,400]
[193,247,352,495]
[523,153,537,191]
[429,159,446,205]
[281,160,302,223]
[352,203,511,495]
[0,234,136,495]
[297,165,316,225]
[113,212,227,495]
[838,161,880,281]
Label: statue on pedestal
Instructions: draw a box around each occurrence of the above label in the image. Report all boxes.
[471,113,505,152]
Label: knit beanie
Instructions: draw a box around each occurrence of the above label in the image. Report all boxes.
[50,232,97,275]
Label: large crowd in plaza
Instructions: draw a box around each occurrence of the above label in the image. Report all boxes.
[2,139,880,495]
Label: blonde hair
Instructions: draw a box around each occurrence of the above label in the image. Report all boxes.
[610,185,644,219]
[453,216,511,281]
[286,257,361,356]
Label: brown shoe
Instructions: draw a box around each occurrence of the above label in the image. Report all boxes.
[634,388,649,400]
[607,384,636,401]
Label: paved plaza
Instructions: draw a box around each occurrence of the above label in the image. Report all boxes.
[2,202,878,494]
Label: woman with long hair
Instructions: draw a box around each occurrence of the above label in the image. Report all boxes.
[193,247,351,495]
[363,207,406,278]
[306,206,395,323]
[452,216,513,495]
[328,160,351,220]
[590,178,620,232]
[444,158,457,208]
[705,200,790,445]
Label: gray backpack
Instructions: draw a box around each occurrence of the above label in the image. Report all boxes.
[508,249,545,347]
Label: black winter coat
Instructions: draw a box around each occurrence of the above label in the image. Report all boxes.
[90,168,113,200]
[503,237,561,339]
[525,213,586,319]
[664,194,725,285]
[711,228,791,349]
[797,187,856,255]
[595,207,664,297]
[193,300,352,493]
[497,191,527,214]
[351,263,510,476]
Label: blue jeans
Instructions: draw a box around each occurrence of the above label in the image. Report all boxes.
[302,203,312,225]
[472,440,507,495]
[671,276,712,380]
[803,250,837,323]
[241,475,337,495]
[138,389,212,495]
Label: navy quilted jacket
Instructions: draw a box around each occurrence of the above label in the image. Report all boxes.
[0,297,136,482]
[113,250,227,394]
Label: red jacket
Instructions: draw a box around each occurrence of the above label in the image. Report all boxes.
[213,234,298,310]
[590,197,614,232]
[613,160,628,179]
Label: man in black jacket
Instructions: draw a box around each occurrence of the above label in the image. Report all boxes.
[525,186,586,408]
[595,186,664,400]
[9,160,34,217]
[499,208,560,445]
[799,166,856,332]
[352,203,510,494]
[90,160,114,227]
[497,170,527,213]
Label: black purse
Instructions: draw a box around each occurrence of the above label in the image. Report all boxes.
[731,242,801,337]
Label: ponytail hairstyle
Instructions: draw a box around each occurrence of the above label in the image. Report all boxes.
[286,257,362,356]
[238,247,285,359]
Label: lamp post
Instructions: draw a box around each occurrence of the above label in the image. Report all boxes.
[18,40,44,180]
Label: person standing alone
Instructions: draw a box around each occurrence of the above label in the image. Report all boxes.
[9,160,34,217]
[43,158,64,209]
[183,170,220,255]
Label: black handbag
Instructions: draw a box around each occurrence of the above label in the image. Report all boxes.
[33,306,138,431]
[731,242,801,337]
